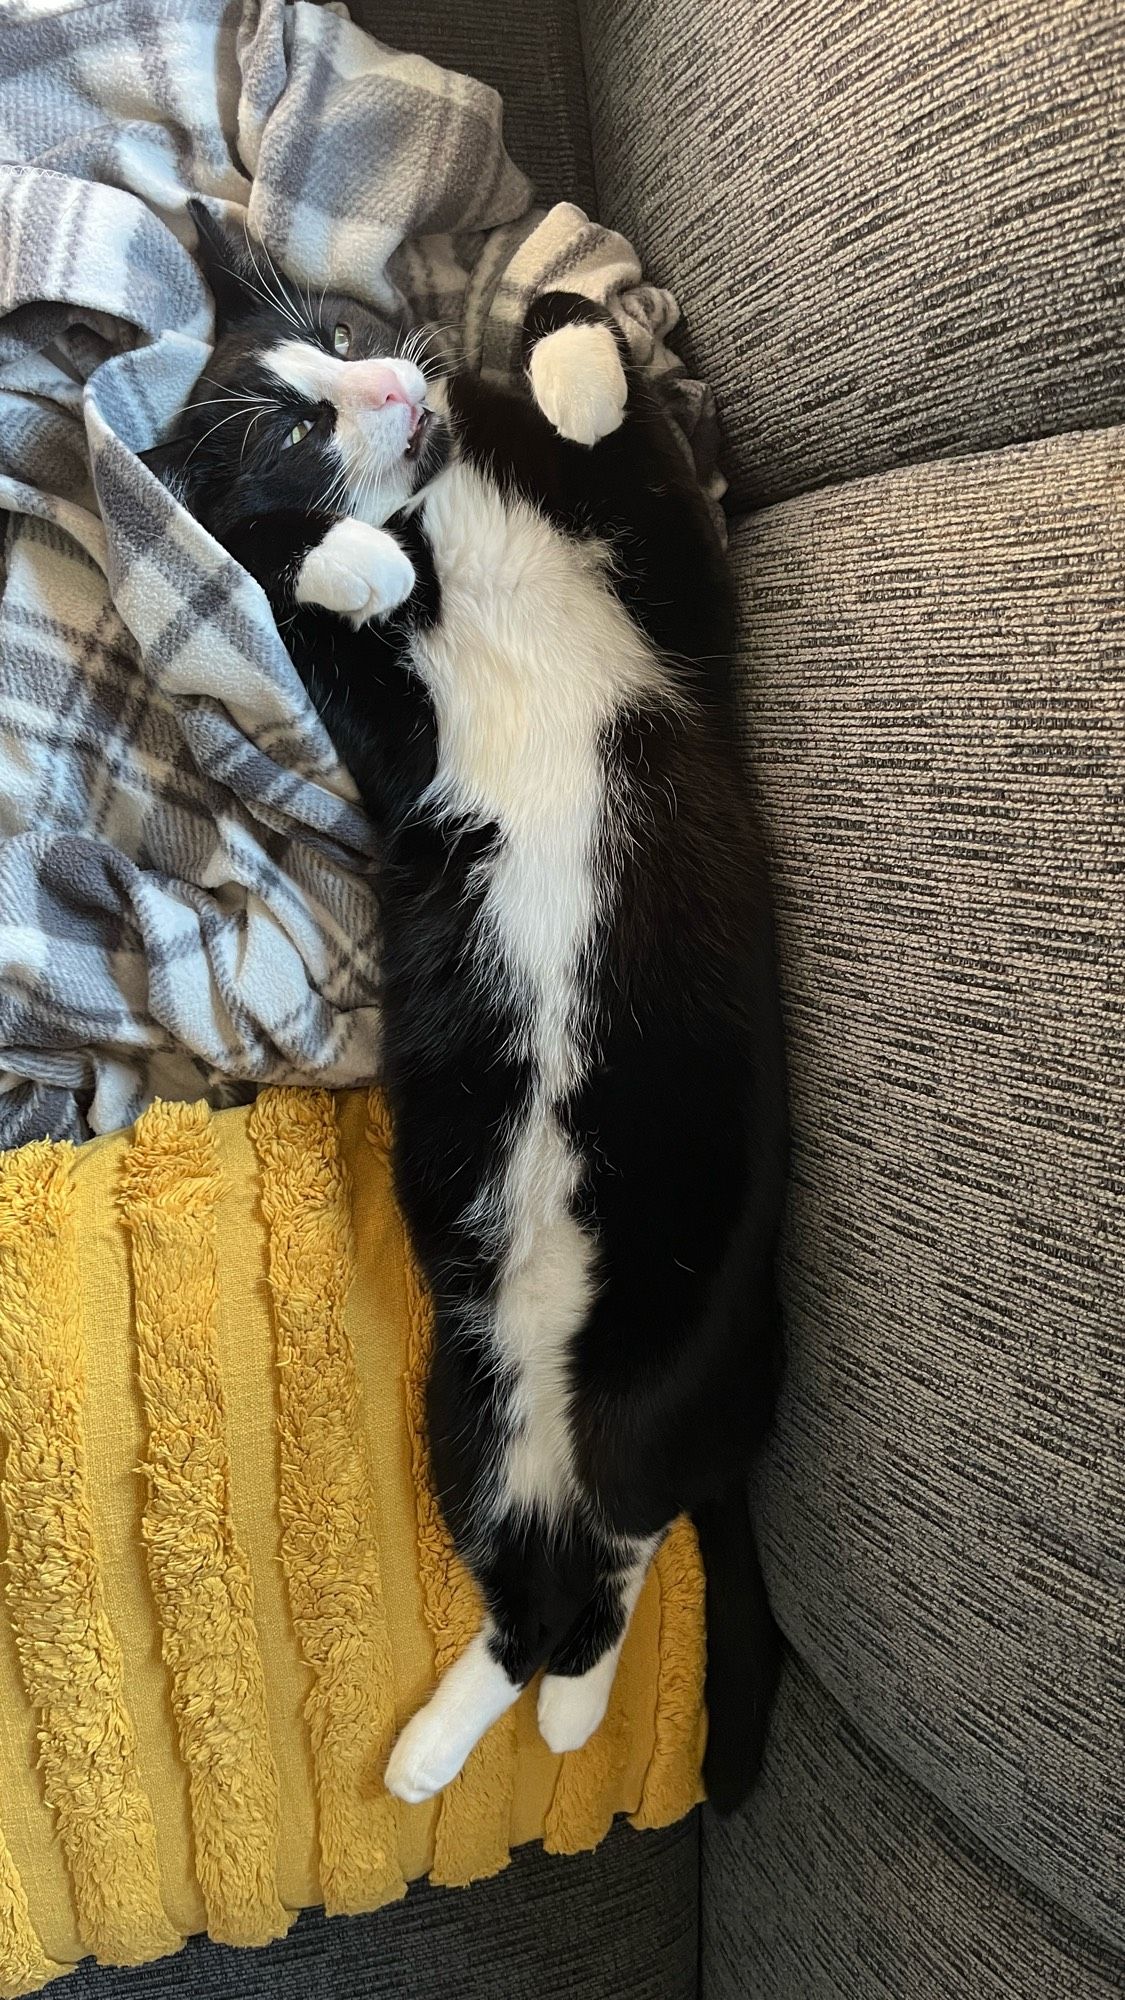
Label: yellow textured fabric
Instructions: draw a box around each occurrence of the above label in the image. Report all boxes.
[0,1145,179,1972]
[0,1091,705,1991]
[119,1103,289,1949]
[0,1824,61,1999]
[249,1091,405,1917]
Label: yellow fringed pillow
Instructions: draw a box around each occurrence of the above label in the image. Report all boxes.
[0,1089,704,1996]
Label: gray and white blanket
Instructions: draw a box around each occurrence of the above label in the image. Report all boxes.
[0,0,721,1148]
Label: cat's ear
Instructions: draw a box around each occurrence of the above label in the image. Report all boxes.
[136,433,196,503]
[186,196,261,329]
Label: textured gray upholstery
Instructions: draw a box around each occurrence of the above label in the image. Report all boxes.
[579,0,1125,505]
[729,424,1123,1957]
[64,1822,699,1999]
[703,1656,1125,2000]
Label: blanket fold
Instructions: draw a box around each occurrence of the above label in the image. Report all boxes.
[0,0,721,1148]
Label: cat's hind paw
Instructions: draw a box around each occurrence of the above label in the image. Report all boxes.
[295,518,415,627]
[528,322,628,447]
[537,1658,617,1754]
[384,1706,468,1805]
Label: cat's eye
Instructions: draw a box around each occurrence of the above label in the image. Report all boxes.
[333,323,352,357]
[285,418,314,449]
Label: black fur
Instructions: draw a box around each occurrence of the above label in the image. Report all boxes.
[150,205,789,1811]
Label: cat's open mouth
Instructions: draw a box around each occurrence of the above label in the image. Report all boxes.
[404,408,433,462]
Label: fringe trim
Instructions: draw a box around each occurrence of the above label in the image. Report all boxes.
[0,1142,177,1966]
[120,1102,288,1948]
[251,1089,405,1916]
[630,1518,707,1830]
[0,1821,62,1999]
[367,1093,516,1889]
[542,1642,633,1856]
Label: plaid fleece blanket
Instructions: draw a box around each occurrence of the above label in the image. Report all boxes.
[0,0,722,1148]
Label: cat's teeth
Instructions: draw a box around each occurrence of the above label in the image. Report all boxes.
[404,408,431,460]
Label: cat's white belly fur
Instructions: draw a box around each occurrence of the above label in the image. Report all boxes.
[410,462,666,1525]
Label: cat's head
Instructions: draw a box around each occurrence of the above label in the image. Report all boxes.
[144,201,449,534]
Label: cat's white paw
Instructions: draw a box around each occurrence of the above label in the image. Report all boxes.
[537,1659,616,1754]
[384,1706,469,1805]
[529,322,628,447]
[384,1629,521,1803]
[295,518,415,627]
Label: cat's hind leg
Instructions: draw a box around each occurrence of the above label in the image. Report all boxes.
[536,1538,658,1755]
[383,1621,524,1804]
[383,1519,592,1803]
[522,291,630,448]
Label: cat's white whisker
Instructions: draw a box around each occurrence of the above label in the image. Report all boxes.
[182,405,258,465]
[241,228,308,338]
[239,407,267,467]
[263,239,315,338]
[186,393,276,414]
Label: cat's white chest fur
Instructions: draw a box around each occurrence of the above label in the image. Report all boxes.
[412,461,661,1092]
[413,462,654,835]
[411,462,665,1524]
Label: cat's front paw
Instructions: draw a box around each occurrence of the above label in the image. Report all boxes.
[295,519,415,628]
[528,322,628,447]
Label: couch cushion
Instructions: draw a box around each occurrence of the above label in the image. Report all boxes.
[350,1,595,210]
[703,1655,1125,1998]
[580,0,1125,503]
[62,1821,699,2000]
[730,424,1123,1946]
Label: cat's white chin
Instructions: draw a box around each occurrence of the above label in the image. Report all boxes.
[345,414,451,528]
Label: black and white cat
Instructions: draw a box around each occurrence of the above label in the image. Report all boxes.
[147,201,789,1812]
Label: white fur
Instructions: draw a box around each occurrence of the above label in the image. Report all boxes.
[295,517,416,626]
[528,323,628,446]
[266,341,427,523]
[488,1115,593,1519]
[411,462,667,1529]
[384,1628,520,1803]
[536,1546,654,1752]
[537,1648,619,1754]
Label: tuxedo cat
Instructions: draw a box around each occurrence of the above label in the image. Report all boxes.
[146,200,788,1812]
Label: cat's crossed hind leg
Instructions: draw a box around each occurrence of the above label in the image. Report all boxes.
[383,1538,656,1802]
[524,292,630,448]
[536,1541,656,1753]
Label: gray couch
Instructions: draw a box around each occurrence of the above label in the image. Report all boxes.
[75,0,1123,1993]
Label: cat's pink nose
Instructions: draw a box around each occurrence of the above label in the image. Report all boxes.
[349,362,414,410]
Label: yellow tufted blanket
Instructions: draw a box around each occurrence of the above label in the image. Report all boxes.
[0,1089,704,1995]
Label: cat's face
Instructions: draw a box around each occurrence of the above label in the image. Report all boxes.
[147,202,449,534]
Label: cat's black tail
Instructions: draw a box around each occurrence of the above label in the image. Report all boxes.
[691,1484,782,1815]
